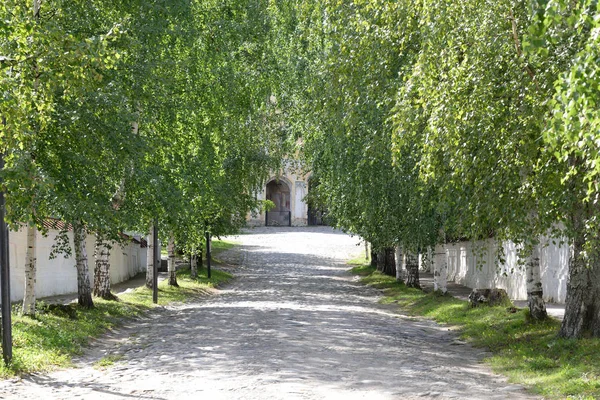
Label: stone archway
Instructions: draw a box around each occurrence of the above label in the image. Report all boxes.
[266,179,291,226]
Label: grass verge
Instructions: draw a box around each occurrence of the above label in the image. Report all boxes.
[350,263,600,400]
[0,241,234,378]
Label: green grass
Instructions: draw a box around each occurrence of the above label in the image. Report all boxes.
[210,239,237,264]
[0,258,232,378]
[351,264,600,400]
[211,239,237,252]
[94,354,124,369]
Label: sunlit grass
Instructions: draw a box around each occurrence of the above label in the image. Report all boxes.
[351,263,600,399]
[94,354,124,369]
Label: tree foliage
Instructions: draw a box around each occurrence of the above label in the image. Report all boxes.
[1,0,292,305]
[287,0,600,337]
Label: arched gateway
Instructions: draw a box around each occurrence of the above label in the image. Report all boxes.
[247,170,309,227]
[266,179,291,226]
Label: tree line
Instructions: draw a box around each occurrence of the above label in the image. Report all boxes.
[3,0,600,341]
[1,0,292,315]
[285,0,600,339]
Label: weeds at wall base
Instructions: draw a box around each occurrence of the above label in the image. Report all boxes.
[350,264,600,400]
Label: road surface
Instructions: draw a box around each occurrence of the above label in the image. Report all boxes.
[0,226,535,399]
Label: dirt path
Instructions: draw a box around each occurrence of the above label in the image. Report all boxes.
[0,226,535,399]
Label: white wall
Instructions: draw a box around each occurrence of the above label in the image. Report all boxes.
[6,226,147,302]
[436,237,569,303]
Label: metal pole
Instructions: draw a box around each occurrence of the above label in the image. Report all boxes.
[0,150,12,364]
[206,232,211,279]
[152,220,158,304]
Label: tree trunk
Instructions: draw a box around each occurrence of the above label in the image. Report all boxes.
[23,0,41,316]
[376,249,385,273]
[395,245,405,282]
[405,251,421,289]
[370,250,378,268]
[364,240,369,260]
[22,0,41,317]
[433,244,448,294]
[190,249,197,279]
[560,202,600,337]
[73,221,94,309]
[146,225,154,289]
[191,254,197,277]
[383,247,396,277]
[167,234,178,286]
[22,223,37,316]
[526,243,547,320]
[93,238,117,300]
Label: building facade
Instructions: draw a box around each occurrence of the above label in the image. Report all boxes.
[248,166,310,227]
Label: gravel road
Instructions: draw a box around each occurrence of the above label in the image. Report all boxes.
[0,226,536,399]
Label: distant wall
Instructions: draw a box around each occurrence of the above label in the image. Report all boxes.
[6,226,147,302]
[433,237,569,303]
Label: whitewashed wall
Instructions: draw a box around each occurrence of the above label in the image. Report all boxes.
[434,237,569,303]
[7,226,147,302]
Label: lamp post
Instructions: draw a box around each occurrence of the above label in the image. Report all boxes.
[0,148,12,364]
[153,220,158,304]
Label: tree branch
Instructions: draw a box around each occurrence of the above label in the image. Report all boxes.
[508,9,540,92]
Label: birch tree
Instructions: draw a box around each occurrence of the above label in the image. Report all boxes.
[526,0,600,337]
[72,221,93,308]
[167,234,177,287]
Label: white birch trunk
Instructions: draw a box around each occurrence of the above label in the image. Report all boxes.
[23,0,41,316]
[395,245,405,282]
[146,226,154,289]
[73,222,93,308]
[22,223,37,315]
[168,233,178,286]
[526,243,547,320]
[364,240,369,260]
[190,253,197,279]
[93,238,116,300]
[433,244,448,294]
[404,251,420,288]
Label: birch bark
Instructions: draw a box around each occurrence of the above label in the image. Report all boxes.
[190,251,197,279]
[376,249,385,273]
[395,245,405,282]
[22,0,42,317]
[560,201,600,337]
[168,233,178,286]
[525,243,547,320]
[404,251,421,289]
[146,225,155,289]
[73,221,94,308]
[93,238,117,300]
[22,223,37,315]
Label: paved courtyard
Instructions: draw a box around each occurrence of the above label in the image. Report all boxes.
[0,226,535,399]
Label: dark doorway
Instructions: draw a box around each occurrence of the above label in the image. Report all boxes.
[266,180,291,226]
